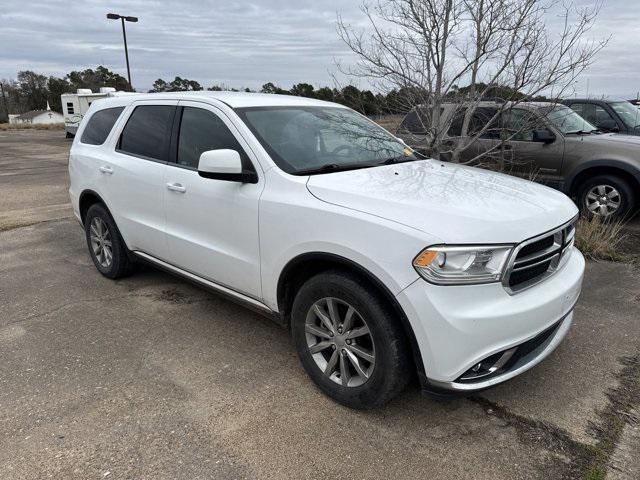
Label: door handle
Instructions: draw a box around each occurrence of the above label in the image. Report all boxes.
[99,165,114,174]
[166,182,186,193]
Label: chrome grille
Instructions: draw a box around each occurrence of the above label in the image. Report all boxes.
[503,217,577,294]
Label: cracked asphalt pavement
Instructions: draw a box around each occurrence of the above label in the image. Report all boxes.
[1,130,639,479]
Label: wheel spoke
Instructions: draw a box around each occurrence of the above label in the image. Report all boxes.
[342,306,355,332]
[326,298,340,328]
[313,304,335,333]
[324,350,339,376]
[339,353,350,386]
[346,325,370,339]
[305,323,332,339]
[596,185,606,195]
[346,350,369,379]
[586,193,598,201]
[347,344,374,364]
[599,204,608,216]
[309,341,332,354]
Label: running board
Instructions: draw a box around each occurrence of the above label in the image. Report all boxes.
[132,251,276,317]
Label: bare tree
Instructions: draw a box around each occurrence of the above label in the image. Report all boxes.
[337,0,607,165]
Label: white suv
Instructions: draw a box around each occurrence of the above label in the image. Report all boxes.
[69,92,585,408]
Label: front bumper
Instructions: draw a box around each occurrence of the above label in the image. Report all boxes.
[396,247,585,391]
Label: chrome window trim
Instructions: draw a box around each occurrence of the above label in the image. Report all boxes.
[502,215,578,295]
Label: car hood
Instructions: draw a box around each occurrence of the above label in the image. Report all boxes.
[577,132,640,147]
[306,160,578,244]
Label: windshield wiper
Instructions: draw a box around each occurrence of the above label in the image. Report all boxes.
[379,155,417,165]
[295,163,371,176]
[565,130,597,135]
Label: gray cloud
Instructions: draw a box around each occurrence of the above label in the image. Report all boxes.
[1,0,638,98]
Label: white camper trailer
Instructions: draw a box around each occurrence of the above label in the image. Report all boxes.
[61,87,135,137]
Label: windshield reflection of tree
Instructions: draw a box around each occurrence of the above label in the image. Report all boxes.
[277,109,412,170]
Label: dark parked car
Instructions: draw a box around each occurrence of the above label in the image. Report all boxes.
[396,102,640,219]
[562,99,640,136]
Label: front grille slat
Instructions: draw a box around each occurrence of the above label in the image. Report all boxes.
[504,218,577,293]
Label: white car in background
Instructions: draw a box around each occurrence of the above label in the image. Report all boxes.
[68,92,584,408]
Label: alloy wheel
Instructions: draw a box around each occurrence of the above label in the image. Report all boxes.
[305,297,375,387]
[89,217,113,268]
[585,184,621,217]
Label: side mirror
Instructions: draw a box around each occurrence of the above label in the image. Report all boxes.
[198,149,258,183]
[532,129,555,144]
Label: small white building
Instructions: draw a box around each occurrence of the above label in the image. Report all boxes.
[8,103,64,125]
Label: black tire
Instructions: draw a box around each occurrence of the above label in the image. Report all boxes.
[84,203,134,279]
[291,270,411,409]
[577,174,636,220]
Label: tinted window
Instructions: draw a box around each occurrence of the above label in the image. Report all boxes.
[66,102,75,114]
[119,105,175,161]
[177,107,249,169]
[80,107,125,145]
[448,107,499,138]
[595,106,615,126]
[399,108,429,135]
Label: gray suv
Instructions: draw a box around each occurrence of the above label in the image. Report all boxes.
[397,102,640,219]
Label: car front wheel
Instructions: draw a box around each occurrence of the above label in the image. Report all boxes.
[291,271,410,409]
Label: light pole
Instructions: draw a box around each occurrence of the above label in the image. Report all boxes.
[107,13,138,91]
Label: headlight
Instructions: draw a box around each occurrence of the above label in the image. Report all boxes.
[413,245,513,285]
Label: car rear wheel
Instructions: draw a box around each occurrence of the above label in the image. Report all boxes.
[291,271,410,409]
[84,203,134,279]
[577,174,636,220]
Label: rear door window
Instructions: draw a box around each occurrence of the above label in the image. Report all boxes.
[80,107,125,145]
[118,105,176,161]
[448,107,499,138]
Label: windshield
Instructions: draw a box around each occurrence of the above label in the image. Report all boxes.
[543,105,598,134]
[236,106,417,175]
[610,101,640,129]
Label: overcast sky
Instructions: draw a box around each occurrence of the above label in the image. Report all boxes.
[1,0,639,98]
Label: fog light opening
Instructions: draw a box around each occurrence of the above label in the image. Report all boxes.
[459,347,517,381]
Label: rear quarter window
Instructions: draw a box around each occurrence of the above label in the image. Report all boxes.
[80,107,125,145]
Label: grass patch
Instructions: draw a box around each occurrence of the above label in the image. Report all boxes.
[574,216,636,263]
[0,122,64,131]
[581,356,640,479]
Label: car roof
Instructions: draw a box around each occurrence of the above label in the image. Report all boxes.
[563,98,628,104]
[89,91,344,110]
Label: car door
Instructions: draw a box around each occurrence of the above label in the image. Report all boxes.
[163,101,263,299]
[101,100,177,260]
[498,108,565,185]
